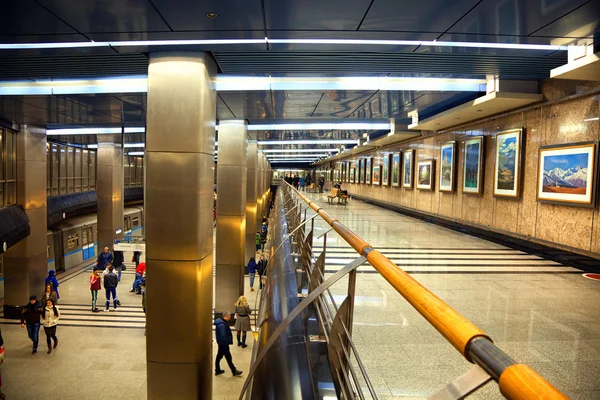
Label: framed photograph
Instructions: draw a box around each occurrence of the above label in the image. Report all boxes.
[403,149,414,188]
[537,141,598,207]
[392,153,401,187]
[439,141,456,192]
[382,155,390,186]
[463,137,484,194]
[494,129,523,198]
[417,160,435,190]
[373,165,381,185]
[355,161,360,183]
[349,167,355,183]
[359,159,365,184]
[366,158,372,184]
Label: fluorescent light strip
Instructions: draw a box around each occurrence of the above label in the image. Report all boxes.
[0,38,566,51]
[248,123,389,131]
[584,117,599,122]
[47,127,145,135]
[263,148,339,153]
[270,159,318,163]
[266,154,328,158]
[259,139,358,145]
[127,152,144,156]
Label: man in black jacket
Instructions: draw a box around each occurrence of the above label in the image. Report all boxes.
[103,266,119,312]
[257,254,268,289]
[20,295,41,354]
[214,311,243,376]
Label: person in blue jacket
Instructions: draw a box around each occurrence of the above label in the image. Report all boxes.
[45,270,60,300]
[214,311,242,376]
[247,257,257,292]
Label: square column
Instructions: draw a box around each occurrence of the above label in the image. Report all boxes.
[245,141,258,262]
[97,136,124,252]
[145,52,216,400]
[215,120,247,312]
[3,126,47,318]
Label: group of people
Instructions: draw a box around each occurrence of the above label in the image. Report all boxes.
[20,270,62,355]
[255,218,269,253]
[284,173,314,191]
[247,253,268,291]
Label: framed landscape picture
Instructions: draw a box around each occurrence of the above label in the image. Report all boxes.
[392,153,400,187]
[349,167,355,183]
[403,149,414,188]
[417,160,435,190]
[355,161,360,183]
[463,137,484,194]
[494,129,523,198]
[537,141,598,207]
[366,158,372,184]
[439,141,456,192]
[373,165,381,185]
[359,159,365,184]
[382,155,390,186]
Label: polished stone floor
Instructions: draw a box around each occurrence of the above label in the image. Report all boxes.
[1,191,599,399]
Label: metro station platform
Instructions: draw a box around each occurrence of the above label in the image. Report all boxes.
[2,193,599,399]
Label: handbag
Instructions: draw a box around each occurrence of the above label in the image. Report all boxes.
[0,345,5,365]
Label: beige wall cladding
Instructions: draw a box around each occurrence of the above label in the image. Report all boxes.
[335,79,600,257]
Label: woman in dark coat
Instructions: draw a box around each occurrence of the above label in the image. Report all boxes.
[234,296,252,348]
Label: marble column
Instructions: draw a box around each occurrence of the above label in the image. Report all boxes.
[97,136,124,253]
[145,52,216,400]
[245,141,258,262]
[3,126,47,318]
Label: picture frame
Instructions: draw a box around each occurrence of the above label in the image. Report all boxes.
[392,153,400,187]
[366,158,372,185]
[537,141,598,207]
[373,164,381,185]
[462,136,484,194]
[382,155,390,186]
[349,167,355,183]
[403,149,414,189]
[417,159,435,190]
[439,141,456,193]
[359,159,365,184]
[494,129,523,198]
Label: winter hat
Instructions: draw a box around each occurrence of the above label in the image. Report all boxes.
[29,295,37,300]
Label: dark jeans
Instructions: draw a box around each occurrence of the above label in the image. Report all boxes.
[215,344,236,372]
[106,287,118,309]
[26,322,40,350]
[44,326,57,347]
[132,273,143,292]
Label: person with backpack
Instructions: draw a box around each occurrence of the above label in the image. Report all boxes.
[214,311,243,377]
[40,298,59,354]
[45,270,60,300]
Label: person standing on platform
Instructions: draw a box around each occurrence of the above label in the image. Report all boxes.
[293,174,300,189]
[305,173,312,188]
[41,299,59,354]
[234,296,252,348]
[318,176,325,193]
[41,284,58,306]
[90,269,102,312]
[103,266,119,312]
[132,251,141,267]
[113,249,124,281]
[214,311,243,376]
[45,270,60,300]
[260,223,268,251]
[299,175,305,191]
[20,295,41,355]
[95,247,113,271]
[255,231,262,253]
[257,254,268,289]
[102,263,122,305]
[247,257,257,292]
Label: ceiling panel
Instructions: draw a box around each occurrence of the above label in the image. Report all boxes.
[152,0,264,31]
[313,90,377,117]
[37,0,170,34]
[359,0,481,34]
[529,0,600,39]
[265,0,370,30]
[1,0,78,36]
[447,0,590,37]
[271,91,324,118]
[217,91,275,119]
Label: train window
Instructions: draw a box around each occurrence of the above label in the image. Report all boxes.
[132,217,139,228]
[67,234,79,250]
[82,228,88,245]
[88,227,93,243]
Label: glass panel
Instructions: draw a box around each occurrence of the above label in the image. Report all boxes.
[136,157,143,187]
[59,146,67,194]
[74,148,82,192]
[67,147,74,193]
[89,151,96,190]
[51,144,60,195]
[124,156,130,188]
[82,150,89,191]
[82,226,88,245]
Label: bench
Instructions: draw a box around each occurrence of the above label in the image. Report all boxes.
[306,183,318,193]
[325,189,350,205]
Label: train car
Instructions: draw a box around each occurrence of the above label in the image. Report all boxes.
[124,206,144,239]
[47,230,55,273]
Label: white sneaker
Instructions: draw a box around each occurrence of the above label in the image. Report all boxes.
[104,309,109,312]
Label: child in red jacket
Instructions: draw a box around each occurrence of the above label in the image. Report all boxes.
[90,270,102,312]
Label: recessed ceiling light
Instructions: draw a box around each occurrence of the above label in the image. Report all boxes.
[206,12,218,18]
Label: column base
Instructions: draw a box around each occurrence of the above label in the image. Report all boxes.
[4,304,25,319]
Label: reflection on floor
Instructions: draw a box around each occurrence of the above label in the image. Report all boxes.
[1,192,599,399]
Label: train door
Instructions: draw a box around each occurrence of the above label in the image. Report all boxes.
[82,226,90,260]
[88,226,95,258]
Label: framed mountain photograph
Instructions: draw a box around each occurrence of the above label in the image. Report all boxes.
[349,167,355,183]
[439,141,456,192]
[463,137,484,194]
[403,149,414,189]
[537,142,598,207]
[494,129,523,198]
[382,155,390,186]
[360,159,365,184]
[366,157,372,184]
[417,160,435,190]
[373,165,381,185]
[355,161,360,183]
[392,153,400,187]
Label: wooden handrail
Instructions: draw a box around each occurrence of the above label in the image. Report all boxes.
[286,183,567,400]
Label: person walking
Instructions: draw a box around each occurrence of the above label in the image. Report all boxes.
[113,249,124,281]
[255,231,262,253]
[41,283,58,306]
[234,296,252,348]
[305,173,312,188]
[130,261,146,294]
[260,223,268,251]
[318,176,325,193]
[95,247,113,271]
[45,270,60,300]
[90,269,102,312]
[104,266,119,311]
[41,299,59,354]
[214,311,243,376]
[247,257,257,292]
[132,251,141,267]
[257,254,268,289]
[20,295,41,355]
